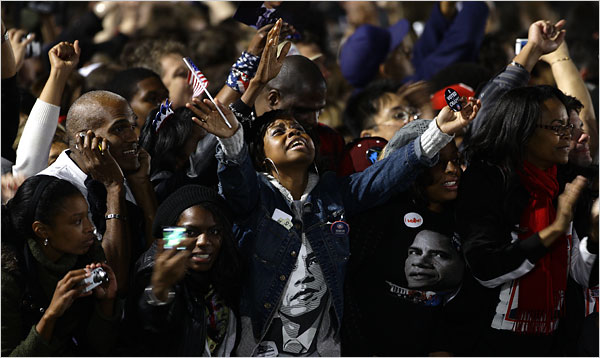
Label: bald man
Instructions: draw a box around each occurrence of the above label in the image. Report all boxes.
[39,90,157,294]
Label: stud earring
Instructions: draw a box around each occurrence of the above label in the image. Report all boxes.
[43,238,49,246]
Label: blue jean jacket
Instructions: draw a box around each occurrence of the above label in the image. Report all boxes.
[216,138,436,339]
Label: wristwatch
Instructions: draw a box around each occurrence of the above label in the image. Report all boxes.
[144,286,175,306]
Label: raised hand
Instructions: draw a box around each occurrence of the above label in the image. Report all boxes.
[75,130,124,188]
[253,18,291,85]
[48,40,81,76]
[527,19,566,56]
[186,98,239,138]
[248,22,296,57]
[435,97,481,135]
[7,28,36,72]
[150,238,196,301]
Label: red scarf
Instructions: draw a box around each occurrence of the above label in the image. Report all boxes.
[515,161,568,334]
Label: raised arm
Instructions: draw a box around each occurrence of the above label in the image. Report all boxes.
[216,21,295,107]
[470,19,566,135]
[343,98,481,216]
[186,97,260,220]
[241,18,291,108]
[540,40,598,161]
[13,41,81,178]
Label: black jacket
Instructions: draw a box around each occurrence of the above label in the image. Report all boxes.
[122,241,239,356]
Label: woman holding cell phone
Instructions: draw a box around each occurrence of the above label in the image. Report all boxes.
[125,185,243,356]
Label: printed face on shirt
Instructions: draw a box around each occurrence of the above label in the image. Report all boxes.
[262,118,315,173]
[525,97,571,169]
[280,243,328,317]
[568,109,592,167]
[404,230,464,291]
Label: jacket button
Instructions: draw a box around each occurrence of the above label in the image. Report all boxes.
[290,251,297,257]
[294,222,301,230]
[264,303,272,309]
[280,275,286,281]
[39,308,45,313]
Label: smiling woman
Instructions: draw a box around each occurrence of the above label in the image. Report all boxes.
[125,185,242,356]
[457,85,597,355]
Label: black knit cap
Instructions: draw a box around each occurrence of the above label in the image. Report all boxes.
[151,185,232,238]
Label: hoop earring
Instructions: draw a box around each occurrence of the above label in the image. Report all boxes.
[264,157,280,179]
[43,238,49,246]
[313,162,319,177]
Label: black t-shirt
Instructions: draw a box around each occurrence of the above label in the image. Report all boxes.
[342,193,488,356]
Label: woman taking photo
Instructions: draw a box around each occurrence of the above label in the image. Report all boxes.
[126,185,242,356]
[457,85,598,356]
[1,175,119,356]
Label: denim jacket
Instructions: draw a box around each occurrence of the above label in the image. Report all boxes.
[216,126,440,341]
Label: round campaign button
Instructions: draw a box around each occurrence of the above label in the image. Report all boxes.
[331,221,350,236]
[404,212,424,228]
[445,87,462,112]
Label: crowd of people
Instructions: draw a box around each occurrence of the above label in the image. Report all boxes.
[1,1,598,356]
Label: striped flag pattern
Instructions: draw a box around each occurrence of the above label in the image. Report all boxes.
[185,58,209,98]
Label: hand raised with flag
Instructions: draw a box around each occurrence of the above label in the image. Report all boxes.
[187,97,239,138]
[252,18,291,86]
[435,97,481,135]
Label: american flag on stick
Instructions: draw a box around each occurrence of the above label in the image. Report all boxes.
[182,57,232,128]
[184,58,209,98]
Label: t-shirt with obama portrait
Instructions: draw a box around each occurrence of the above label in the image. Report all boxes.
[255,238,331,356]
[342,194,489,356]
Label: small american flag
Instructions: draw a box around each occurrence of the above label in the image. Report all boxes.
[184,57,208,98]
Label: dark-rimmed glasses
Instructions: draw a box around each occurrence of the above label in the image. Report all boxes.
[536,123,575,137]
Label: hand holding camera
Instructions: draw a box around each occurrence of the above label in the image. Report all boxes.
[83,263,116,300]
[45,268,94,320]
[150,234,196,302]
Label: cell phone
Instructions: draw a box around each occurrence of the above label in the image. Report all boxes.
[162,227,187,250]
[515,38,528,55]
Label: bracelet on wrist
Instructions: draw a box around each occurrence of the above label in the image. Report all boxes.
[105,213,126,221]
[226,51,260,94]
[144,286,175,306]
[509,61,526,70]
[551,57,570,66]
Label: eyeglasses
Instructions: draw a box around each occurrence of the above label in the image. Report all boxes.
[536,123,575,137]
[392,107,421,122]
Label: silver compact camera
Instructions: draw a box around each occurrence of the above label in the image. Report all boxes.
[81,267,109,293]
